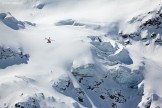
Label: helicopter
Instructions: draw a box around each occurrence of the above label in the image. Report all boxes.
[45,37,55,43]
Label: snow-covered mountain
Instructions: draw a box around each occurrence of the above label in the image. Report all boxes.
[0,0,162,108]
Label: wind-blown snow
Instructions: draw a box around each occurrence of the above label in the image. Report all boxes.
[0,0,162,108]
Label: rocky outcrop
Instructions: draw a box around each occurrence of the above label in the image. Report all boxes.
[0,47,29,69]
[120,5,162,46]
[55,19,101,30]
[0,12,36,30]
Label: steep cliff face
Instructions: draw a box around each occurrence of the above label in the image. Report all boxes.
[120,5,162,46]
[119,5,162,108]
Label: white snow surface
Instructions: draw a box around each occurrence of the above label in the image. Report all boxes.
[0,0,162,108]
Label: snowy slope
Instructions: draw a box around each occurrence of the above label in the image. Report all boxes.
[0,0,162,108]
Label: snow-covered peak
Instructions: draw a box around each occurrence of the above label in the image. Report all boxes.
[0,0,162,108]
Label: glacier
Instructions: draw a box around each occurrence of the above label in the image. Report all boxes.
[0,0,162,108]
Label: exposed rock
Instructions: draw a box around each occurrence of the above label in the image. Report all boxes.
[36,3,45,9]
[120,5,162,46]
[0,47,29,69]
[55,19,101,30]
[14,97,40,108]
[0,12,36,30]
